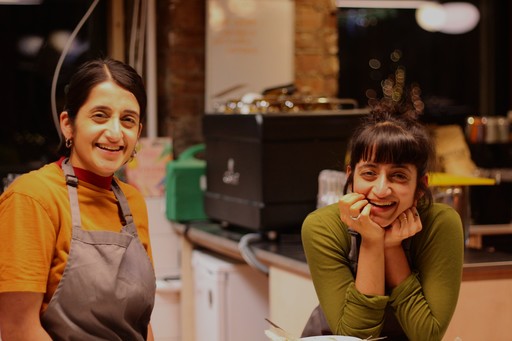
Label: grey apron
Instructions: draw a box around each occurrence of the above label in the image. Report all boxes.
[41,158,156,340]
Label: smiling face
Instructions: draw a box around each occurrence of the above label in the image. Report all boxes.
[350,160,419,228]
[60,80,142,177]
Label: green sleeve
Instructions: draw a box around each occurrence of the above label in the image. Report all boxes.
[301,203,464,340]
[301,204,390,338]
[390,203,464,340]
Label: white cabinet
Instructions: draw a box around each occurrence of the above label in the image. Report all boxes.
[152,278,181,341]
[269,266,318,338]
[192,250,269,341]
[145,197,181,341]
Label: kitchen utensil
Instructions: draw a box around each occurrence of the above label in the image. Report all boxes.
[264,318,386,341]
[265,318,300,340]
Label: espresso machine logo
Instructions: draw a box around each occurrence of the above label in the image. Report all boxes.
[222,158,240,185]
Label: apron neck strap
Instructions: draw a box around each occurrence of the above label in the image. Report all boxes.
[62,158,82,229]
[111,180,135,226]
[61,158,135,232]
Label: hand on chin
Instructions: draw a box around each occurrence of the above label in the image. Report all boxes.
[371,215,393,230]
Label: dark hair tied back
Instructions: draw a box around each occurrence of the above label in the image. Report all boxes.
[57,58,146,156]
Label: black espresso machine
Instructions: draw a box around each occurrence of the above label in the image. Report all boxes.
[202,111,368,232]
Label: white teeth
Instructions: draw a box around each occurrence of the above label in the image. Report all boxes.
[369,200,394,207]
[98,144,122,151]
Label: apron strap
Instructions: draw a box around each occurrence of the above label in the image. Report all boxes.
[111,179,138,236]
[347,228,413,275]
[62,158,82,229]
[61,158,137,236]
[347,228,359,274]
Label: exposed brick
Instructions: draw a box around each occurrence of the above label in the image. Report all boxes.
[157,0,338,156]
[296,54,324,74]
[296,6,324,32]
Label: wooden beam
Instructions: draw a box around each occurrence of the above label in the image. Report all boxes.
[108,0,125,61]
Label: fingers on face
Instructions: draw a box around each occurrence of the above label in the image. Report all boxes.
[351,203,370,221]
[350,200,369,221]
[399,208,422,236]
[340,193,367,221]
[350,214,360,221]
[399,212,408,225]
[351,198,368,212]
[401,207,419,224]
[340,192,365,205]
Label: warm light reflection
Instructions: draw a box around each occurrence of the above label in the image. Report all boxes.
[337,0,481,35]
[369,58,381,69]
[0,0,42,4]
[415,2,446,32]
[48,30,89,59]
[209,0,227,32]
[365,88,377,99]
[390,49,402,62]
[227,0,257,18]
[17,35,44,56]
[416,1,480,34]
[366,59,425,116]
[337,0,425,9]
[439,2,480,34]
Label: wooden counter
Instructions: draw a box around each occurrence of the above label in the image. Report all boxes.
[173,221,512,341]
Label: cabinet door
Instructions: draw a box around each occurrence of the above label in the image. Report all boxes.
[443,279,512,341]
[269,266,318,337]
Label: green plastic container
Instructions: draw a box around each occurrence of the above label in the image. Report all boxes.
[165,144,208,222]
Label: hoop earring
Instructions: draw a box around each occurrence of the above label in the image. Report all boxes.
[65,138,73,148]
[128,148,137,163]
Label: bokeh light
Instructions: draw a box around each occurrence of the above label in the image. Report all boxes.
[439,2,480,34]
[415,2,446,32]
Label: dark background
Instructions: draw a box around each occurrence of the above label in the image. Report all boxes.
[337,0,511,124]
[0,0,107,172]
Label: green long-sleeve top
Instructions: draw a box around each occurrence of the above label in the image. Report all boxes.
[301,202,464,340]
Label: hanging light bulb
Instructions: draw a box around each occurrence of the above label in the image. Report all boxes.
[416,1,481,34]
[415,2,446,32]
[439,2,480,34]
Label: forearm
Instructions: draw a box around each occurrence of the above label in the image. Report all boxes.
[384,245,411,289]
[391,206,465,340]
[147,323,155,341]
[355,239,386,296]
[0,321,52,341]
[0,292,51,341]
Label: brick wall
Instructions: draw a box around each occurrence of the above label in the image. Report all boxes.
[156,0,206,156]
[157,0,338,156]
[295,0,339,96]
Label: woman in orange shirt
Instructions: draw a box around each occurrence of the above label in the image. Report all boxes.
[0,58,155,340]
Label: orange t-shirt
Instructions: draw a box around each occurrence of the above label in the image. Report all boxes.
[0,162,153,313]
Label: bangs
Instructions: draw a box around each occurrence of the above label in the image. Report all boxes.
[357,126,423,166]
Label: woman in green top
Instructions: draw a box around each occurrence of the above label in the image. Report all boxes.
[301,110,464,340]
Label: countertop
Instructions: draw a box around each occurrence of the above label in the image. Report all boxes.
[172,221,512,281]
